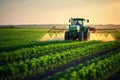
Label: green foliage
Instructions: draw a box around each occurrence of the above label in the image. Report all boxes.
[0,41,120,80]
[46,50,120,80]
[0,41,100,65]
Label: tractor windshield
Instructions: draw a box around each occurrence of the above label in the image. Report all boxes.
[71,18,84,26]
[75,20,83,25]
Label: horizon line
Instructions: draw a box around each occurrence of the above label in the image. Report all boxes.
[0,23,120,26]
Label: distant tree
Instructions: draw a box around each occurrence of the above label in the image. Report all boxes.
[52,26,56,29]
[10,26,14,28]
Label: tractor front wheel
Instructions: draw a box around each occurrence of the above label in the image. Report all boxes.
[84,28,90,41]
[78,32,84,41]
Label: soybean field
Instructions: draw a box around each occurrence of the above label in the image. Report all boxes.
[0,27,120,80]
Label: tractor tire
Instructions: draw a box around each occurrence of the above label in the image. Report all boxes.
[78,32,84,41]
[65,31,70,40]
[84,29,90,41]
[87,32,90,40]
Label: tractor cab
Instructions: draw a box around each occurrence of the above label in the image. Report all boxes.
[69,18,89,33]
[65,18,90,41]
[70,18,85,27]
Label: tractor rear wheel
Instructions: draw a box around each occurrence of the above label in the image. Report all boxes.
[65,31,70,40]
[84,29,90,41]
[88,32,90,40]
[78,32,84,41]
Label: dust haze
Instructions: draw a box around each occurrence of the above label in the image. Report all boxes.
[40,33,115,42]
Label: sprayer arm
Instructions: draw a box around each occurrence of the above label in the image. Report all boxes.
[88,26,96,33]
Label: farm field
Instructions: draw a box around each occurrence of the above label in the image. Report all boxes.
[0,28,48,48]
[0,26,120,80]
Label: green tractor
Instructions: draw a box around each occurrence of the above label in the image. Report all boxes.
[65,18,95,41]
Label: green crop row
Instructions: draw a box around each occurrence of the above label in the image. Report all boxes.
[0,41,100,66]
[0,41,119,80]
[0,40,75,53]
[46,50,120,80]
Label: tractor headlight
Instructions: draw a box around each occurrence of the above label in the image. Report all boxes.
[77,26,80,31]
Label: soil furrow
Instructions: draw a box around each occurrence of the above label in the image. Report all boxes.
[25,47,120,80]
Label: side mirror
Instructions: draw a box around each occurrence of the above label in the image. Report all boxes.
[69,19,71,23]
[69,24,70,27]
[87,20,89,23]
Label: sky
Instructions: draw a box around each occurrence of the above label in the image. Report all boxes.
[0,0,120,25]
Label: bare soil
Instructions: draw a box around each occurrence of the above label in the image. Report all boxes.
[108,71,120,80]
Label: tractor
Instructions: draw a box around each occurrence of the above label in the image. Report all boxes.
[65,18,95,41]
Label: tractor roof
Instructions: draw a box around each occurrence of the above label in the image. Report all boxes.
[72,18,85,21]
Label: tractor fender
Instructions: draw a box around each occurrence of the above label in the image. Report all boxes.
[83,27,88,32]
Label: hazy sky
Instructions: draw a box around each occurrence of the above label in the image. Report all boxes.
[0,0,120,24]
